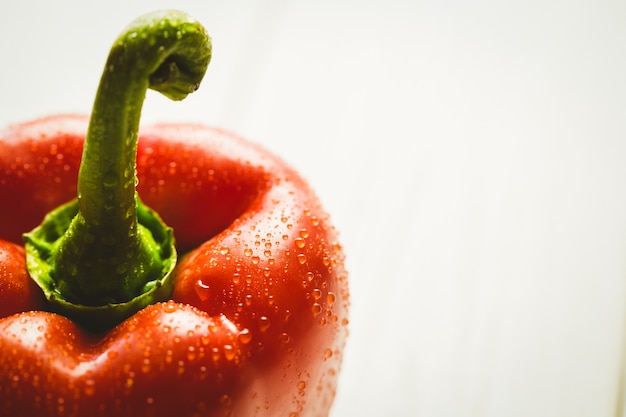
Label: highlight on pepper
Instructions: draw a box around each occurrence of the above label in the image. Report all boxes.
[0,9,349,417]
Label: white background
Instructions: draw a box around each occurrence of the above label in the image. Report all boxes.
[2,1,626,416]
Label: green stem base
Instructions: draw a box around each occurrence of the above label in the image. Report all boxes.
[24,198,176,330]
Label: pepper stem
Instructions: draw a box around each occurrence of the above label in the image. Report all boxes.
[23,10,212,330]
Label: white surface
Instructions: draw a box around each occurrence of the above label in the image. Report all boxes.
[2,1,626,416]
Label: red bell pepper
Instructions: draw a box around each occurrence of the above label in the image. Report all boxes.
[0,10,349,417]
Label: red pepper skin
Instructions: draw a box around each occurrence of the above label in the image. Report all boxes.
[0,115,84,245]
[0,115,349,417]
[0,240,45,317]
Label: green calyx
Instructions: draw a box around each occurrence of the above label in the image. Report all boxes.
[23,10,212,330]
[24,198,176,329]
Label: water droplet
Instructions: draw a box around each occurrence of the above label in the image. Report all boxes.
[312,288,322,300]
[141,358,151,373]
[163,302,178,313]
[297,254,307,264]
[237,328,252,344]
[280,333,290,344]
[116,263,129,274]
[258,316,271,332]
[295,238,305,249]
[223,344,236,361]
[232,273,241,285]
[312,303,322,316]
[208,320,219,333]
[220,246,230,255]
[251,256,260,265]
[84,379,96,396]
[244,248,253,257]
[194,280,210,301]
[220,394,232,406]
[332,241,342,253]
[327,292,336,305]
[103,171,117,188]
[323,348,333,360]
[187,346,197,361]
